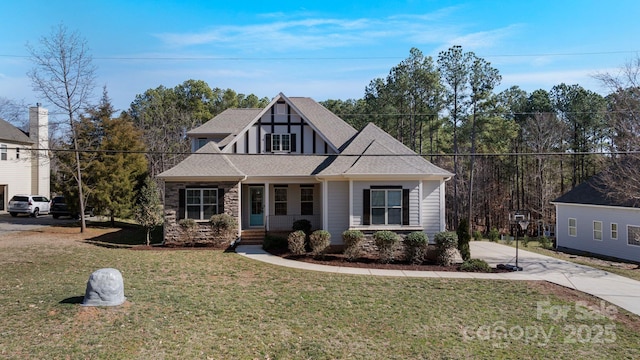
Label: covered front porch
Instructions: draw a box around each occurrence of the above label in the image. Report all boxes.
[239,181,322,237]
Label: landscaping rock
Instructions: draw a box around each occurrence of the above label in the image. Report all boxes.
[82,268,126,306]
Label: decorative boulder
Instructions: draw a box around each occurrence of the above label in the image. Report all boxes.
[82,268,126,306]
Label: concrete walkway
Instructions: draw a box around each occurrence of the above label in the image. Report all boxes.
[236,241,640,317]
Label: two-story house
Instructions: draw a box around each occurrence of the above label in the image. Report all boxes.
[158,93,452,245]
[0,105,49,211]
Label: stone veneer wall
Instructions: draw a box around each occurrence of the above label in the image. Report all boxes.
[358,231,439,262]
[163,181,239,246]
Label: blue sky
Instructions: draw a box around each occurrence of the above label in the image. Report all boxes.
[1,0,639,113]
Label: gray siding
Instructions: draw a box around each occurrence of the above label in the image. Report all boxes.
[327,181,349,244]
[555,203,640,262]
[422,180,443,240]
[352,180,420,226]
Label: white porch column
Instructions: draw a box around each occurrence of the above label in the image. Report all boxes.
[322,180,328,230]
[418,181,423,227]
[348,179,353,227]
[264,182,270,231]
[237,182,242,238]
[440,180,446,231]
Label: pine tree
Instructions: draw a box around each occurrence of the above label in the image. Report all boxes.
[135,176,164,246]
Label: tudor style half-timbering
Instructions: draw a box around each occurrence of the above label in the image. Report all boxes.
[158,93,452,245]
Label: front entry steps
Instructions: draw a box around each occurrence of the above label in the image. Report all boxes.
[240,229,266,245]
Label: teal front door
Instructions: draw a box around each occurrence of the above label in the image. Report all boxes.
[249,186,264,227]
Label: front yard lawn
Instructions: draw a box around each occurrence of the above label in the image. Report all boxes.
[1,227,639,359]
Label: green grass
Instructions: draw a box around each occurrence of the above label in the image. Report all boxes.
[1,230,640,359]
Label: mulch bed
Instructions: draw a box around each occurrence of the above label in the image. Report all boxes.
[266,248,511,273]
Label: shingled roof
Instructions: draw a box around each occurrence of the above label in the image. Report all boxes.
[158,94,452,181]
[0,118,32,144]
[553,174,639,208]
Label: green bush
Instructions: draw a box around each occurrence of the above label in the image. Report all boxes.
[488,228,499,242]
[456,219,471,261]
[287,230,307,255]
[342,229,364,261]
[292,219,312,235]
[309,230,331,256]
[262,234,287,251]
[472,230,483,241]
[539,236,552,250]
[404,231,429,264]
[209,214,238,244]
[434,231,458,266]
[374,230,399,263]
[460,258,492,272]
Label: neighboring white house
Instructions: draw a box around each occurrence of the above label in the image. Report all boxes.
[158,93,453,245]
[0,105,50,211]
[552,175,640,263]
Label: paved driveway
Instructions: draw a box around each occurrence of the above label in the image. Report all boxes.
[470,241,640,317]
[0,212,77,236]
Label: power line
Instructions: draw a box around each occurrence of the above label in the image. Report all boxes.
[1,49,638,61]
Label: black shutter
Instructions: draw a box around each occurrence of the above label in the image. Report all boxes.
[217,188,225,214]
[265,134,272,152]
[290,133,297,152]
[178,188,185,220]
[363,189,370,225]
[402,189,410,225]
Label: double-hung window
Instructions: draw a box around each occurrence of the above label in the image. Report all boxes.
[568,218,577,237]
[301,187,314,215]
[611,223,618,240]
[0,144,6,160]
[371,189,402,225]
[593,221,603,241]
[272,134,291,152]
[186,188,218,220]
[274,187,287,215]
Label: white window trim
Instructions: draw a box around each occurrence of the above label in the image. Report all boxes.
[185,188,218,221]
[371,189,402,225]
[593,221,603,241]
[0,144,6,161]
[611,223,618,240]
[301,187,314,215]
[568,218,577,237]
[627,225,640,247]
[271,133,291,153]
[274,187,287,216]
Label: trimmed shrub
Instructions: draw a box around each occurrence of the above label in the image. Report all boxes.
[460,258,492,272]
[263,234,287,251]
[434,231,458,266]
[456,219,471,261]
[287,230,307,255]
[488,228,499,242]
[404,231,429,264]
[309,230,331,256]
[472,230,483,241]
[342,229,365,261]
[209,214,238,245]
[178,218,198,246]
[374,230,399,263]
[292,219,312,235]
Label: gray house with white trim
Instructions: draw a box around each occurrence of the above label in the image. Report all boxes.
[158,93,452,245]
[552,175,640,263]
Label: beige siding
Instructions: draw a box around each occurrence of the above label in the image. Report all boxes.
[0,142,33,199]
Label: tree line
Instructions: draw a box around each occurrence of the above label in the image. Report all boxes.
[18,24,640,236]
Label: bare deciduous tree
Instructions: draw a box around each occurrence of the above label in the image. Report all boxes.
[27,23,97,232]
[595,57,640,206]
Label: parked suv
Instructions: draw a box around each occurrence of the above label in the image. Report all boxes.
[50,196,94,219]
[8,195,51,217]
